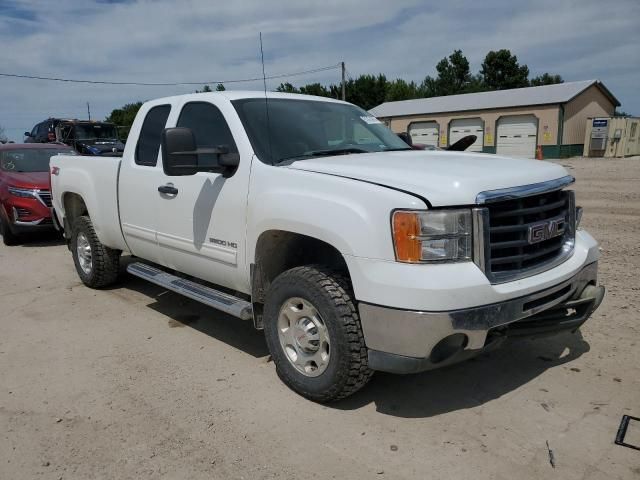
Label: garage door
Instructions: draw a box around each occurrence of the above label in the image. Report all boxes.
[409,121,439,147]
[496,115,537,158]
[449,118,484,152]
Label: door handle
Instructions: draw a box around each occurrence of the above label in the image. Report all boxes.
[158,184,178,195]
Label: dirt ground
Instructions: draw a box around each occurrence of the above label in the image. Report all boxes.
[1,156,639,480]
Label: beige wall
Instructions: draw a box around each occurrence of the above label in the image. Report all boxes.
[385,104,560,148]
[563,85,616,145]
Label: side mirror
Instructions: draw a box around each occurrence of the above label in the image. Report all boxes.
[162,128,240,176]
[199,144,239,168]
[24,132,31,137]
[161,127,199,176]
[218,150,240,168]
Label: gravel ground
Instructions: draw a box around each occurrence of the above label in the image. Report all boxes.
[1,156,639,480]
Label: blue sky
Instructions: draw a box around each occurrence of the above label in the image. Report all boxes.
[0,0,638,141]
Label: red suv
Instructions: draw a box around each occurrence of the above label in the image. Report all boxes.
[0,143,74,245]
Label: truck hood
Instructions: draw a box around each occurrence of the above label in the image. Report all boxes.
[1,171,50,189]
[285,150,569,206]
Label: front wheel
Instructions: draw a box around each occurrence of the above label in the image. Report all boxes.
[71,216,120,288]
[0,215,19,246]
[263,265,373,402]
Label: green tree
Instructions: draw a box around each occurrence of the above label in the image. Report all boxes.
[270,49,566,109]
[346,74,388,110]
[480,49,530,90]
[0,124,7,143]
[419,50,473,97]
[614,110,631,117]
[196,85,212,93]
[216,83,226,91]
[465,74,486,93]
[299,83,331,97]
[530,73,564,86]
[385,79,419,102]
[438,49,472,95]
[418,76,437,98]
[276,82,300,93]
[105,102,143,141]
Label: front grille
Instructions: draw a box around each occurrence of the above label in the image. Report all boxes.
[38,190,52,207]
[476,189,575,283]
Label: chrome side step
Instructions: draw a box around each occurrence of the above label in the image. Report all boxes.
[127,262,253,320]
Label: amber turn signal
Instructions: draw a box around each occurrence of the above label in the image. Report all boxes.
[392,211,421,262]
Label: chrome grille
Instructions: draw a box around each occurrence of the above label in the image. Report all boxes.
[474,184,576,283]
[37,190,52,207]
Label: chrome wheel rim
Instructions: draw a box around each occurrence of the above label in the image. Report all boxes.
[277,297,330,377]
[76,232,93,275]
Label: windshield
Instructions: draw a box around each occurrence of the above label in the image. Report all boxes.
[0,148,73,172]
[70,124,118,140]
[232,98,410,164]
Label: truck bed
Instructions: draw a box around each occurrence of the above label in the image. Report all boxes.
[50,155,128,251]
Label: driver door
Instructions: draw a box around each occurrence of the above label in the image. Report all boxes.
[154,99,250,292]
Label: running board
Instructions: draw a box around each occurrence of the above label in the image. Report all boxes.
[127,262,253,320]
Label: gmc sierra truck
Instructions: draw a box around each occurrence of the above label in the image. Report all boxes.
[50,92,605,402]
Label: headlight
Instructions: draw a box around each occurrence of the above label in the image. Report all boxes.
[392,209,472,263]
[8,186,37,198]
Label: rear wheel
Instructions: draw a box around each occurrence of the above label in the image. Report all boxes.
[71,216,120,288]
[263,265,373,402]
[0,216,19,246]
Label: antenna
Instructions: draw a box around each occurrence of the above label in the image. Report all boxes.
[259,32,273,164]
[341,61,346,101]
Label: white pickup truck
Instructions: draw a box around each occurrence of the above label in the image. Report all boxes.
[50,91,604,402]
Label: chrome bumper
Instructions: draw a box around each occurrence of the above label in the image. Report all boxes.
[359,262,604,374]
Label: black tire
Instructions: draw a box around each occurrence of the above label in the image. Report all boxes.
[263,265,373,402]
[71,216,120,288]
[0,216,19,246]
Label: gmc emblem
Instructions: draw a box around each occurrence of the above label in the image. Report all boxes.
[527,216,565,244]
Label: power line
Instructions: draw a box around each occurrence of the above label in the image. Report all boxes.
[0,64,341,86]
[344,67,355,80]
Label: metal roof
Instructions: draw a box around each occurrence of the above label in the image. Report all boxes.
[369,80,620,118]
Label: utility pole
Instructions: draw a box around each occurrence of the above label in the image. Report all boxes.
[87,102,91,121]
[341,61,346,101]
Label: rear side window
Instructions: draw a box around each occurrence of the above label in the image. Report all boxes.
[176,102,238,168]
[135,105,171,166]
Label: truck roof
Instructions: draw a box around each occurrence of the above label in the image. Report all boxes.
[144,90,348,107]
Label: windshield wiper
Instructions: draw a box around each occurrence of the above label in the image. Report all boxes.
[383,147,413,151]
[308,147,369,156]
[276,147,369,165]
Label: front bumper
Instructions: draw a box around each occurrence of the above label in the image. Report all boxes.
[1,202,54,234]
[360,262,604,374]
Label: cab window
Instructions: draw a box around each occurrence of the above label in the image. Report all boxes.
[135,105,171,166]
[176,102,238,168]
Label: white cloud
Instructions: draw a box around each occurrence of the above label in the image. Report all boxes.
[1,0,638,140]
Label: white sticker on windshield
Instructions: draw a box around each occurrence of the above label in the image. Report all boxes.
[360,116,382,125]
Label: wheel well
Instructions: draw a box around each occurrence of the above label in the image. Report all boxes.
[62,193,88,237]
[251,230,350,328]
